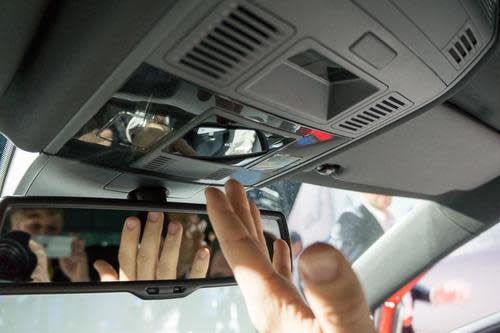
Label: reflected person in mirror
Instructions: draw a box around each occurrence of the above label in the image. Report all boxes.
[10,208,90,283]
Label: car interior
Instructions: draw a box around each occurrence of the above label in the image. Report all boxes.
[0,1,499,332]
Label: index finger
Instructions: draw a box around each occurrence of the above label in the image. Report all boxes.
[118,217,141,281]
[136,212,164,280]
[205,187,275,285]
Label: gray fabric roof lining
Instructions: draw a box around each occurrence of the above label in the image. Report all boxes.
[450,34,500,132]
[293,104,500,196]
[0,1,45,98]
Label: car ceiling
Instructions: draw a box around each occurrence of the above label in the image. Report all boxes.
[0,0,499,221]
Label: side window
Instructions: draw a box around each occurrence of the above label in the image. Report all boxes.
[375,223,500,333]
[251,182,424,291]
[0,134,38,196]
[0,134,15,193]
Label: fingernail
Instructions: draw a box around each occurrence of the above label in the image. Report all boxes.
[148,212,160,222]
[299,249,339,282]
[126,218,137,230]
[168,222,180,235]
[198,248,209,259]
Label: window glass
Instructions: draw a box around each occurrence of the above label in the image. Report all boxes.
[375,223,500,333]
[251,181,423,262]
[0,134,39,196]
[249,181,425,297]
[0,286,252,333]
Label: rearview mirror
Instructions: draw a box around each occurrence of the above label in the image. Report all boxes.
[0,197,289,299]
[170,124,269,160]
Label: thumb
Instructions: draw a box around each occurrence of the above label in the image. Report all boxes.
[298,243,375,333]
[93,260,118,282]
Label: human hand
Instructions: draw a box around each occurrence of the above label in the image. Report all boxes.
[58,239,90,282]
[130,123,168,149]
[29,240,50,283]
[430,280,471,304]
[205,180,375,333]
[78,128,113,147]
[93,212,210,281]
[167,139,197,156]
[168,213,208,277]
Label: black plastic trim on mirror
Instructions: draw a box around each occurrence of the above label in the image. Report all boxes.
[0,196,290,300]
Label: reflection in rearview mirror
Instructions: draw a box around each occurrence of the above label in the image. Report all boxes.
[174,125,269,159]
[0,204,285,287]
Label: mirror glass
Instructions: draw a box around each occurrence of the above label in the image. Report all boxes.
[165,115,293,166]
[0,206,283,284]
[174,125,266,158]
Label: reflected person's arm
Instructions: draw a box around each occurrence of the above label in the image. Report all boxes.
[93,212,210,281]
[29,240,51,283]
[58,239,91,282]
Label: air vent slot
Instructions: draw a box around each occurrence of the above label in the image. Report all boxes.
[167,2,293,85]
[481,0,498,25]
[215,96,243,113]
[332,93,412,135]
[204,168,234,181]
[143,156,172,171]
[446,25,480,69]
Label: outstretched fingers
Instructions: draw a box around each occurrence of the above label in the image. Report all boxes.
[117,216,141,281]
[136,212,164,281]
[157,221,183,280]
[272,239,292,281]
[224,179,258,238]
[250,202,269,259]
[205,186,275,286]
[188,247,210,278]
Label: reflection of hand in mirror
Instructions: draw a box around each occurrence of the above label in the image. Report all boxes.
[93,212,210,281]
[129,123,169,149]
[165,139,197,157]
[58,239,90,282]
[28,240,50,283]
[168,213,207,278]
[78,129,113,147]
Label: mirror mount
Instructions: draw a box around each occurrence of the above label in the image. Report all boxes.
[127,187,170,204]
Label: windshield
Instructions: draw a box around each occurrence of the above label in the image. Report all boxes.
[0,287,252,333]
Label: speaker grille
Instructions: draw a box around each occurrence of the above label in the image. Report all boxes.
[143,156,171,171]
[332,93,412,134]
[445,25,480,69]
[481,0,498,25]
[168,2,293,85]
[204,168,234,181]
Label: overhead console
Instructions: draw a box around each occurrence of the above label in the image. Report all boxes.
[147,0,497,139]
[58,63,348,188]
[24,0,497,196]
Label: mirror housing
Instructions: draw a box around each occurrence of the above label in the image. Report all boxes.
[0,197,289,300]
